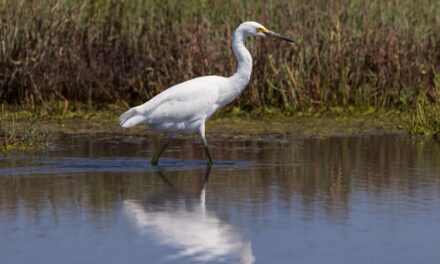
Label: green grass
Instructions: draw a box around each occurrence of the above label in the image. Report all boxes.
[0,107,51,152]
[404,96,440,138]
[402,69,440,138]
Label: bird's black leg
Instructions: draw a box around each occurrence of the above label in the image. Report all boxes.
[203,163,212,183]
[151,135,174,166]
[199,124,213,165]
[201,137,213,165]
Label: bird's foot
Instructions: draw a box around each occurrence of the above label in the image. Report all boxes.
[151,154,159,166]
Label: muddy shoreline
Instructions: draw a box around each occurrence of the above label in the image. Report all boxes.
[34,111,403,139]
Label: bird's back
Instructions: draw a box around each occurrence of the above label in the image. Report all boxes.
[119,76,228,132]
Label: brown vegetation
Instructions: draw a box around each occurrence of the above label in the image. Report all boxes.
[1,0,439,112]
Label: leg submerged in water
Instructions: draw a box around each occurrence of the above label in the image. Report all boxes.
[151,135,174,166]
[199,123,213,165]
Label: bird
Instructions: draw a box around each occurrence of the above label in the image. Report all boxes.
[119,21,295,165]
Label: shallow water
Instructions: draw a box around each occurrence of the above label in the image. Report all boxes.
[1,134,440,264]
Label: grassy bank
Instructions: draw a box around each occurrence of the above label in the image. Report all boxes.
[0,101,437,153]
[0,103,402,139]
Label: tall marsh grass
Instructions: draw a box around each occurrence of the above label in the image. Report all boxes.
[1,0,440,114]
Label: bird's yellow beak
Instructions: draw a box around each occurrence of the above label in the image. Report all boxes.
[258,27,296,43]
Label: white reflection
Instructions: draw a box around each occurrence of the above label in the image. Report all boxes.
[123,167,254,264]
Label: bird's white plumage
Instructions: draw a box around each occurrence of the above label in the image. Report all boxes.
[120,76,228,132]
[119,21,294,164]
[119,22,264,132]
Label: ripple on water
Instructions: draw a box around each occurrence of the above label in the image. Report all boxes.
[0,157,255,176]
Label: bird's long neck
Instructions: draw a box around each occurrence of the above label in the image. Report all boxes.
[230,29,252,88]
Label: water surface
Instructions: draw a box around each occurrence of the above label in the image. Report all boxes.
[1,134,440,263]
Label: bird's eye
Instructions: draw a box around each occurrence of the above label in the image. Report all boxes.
[257,27,268,33]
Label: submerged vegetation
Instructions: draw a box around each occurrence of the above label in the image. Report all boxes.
[0,0,439,137]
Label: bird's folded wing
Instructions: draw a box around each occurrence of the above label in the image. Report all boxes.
[146,86,219,124]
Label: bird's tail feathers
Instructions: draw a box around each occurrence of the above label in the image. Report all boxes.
[119,107,144,128]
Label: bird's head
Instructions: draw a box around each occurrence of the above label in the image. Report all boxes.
[238,21,295,43]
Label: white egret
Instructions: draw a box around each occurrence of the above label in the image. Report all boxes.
[119,21,295,165]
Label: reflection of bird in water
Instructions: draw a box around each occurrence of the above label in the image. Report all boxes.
[123,166,255,264]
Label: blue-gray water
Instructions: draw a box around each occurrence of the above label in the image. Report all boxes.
[1,134,440,263]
